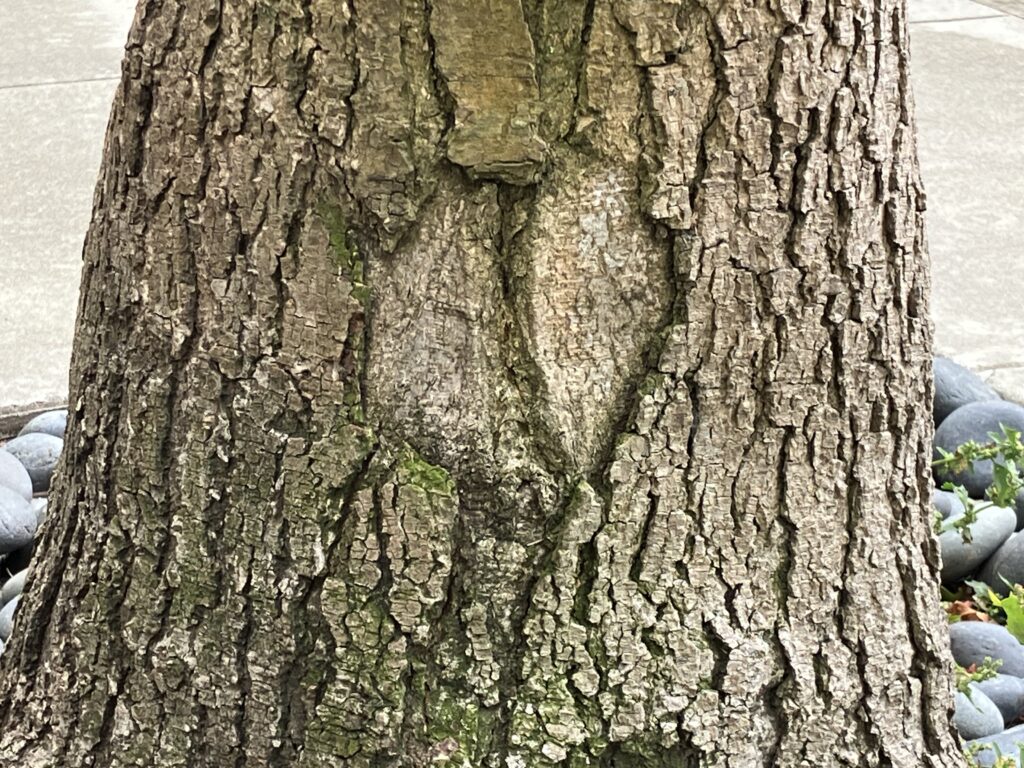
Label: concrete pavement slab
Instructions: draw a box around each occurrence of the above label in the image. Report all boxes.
[0,79,123,410]
[0,0,134,414]
[976,0,1024,18]
[908,0,1005,22]
[912,13,1024,402]
[0,0,134,88]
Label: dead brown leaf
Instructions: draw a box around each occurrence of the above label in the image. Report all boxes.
[948,600,992,623]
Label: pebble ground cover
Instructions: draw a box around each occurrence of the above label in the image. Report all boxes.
[930,358,1024,766]
[0,409,64,654]
[0,361,1022,762]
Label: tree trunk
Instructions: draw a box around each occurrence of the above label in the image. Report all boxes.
[0,0,962,765]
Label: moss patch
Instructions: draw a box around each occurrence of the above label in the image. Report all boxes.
[425,687,481,765]
[318,203,369,306]
[397,448,455,497]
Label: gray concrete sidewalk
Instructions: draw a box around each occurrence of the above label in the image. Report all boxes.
[0,0,1022,410]
[911,0,1024,401]
[0,0,135,414]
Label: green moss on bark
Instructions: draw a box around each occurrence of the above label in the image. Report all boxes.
[318,203,370,306]
[396,449,455,496]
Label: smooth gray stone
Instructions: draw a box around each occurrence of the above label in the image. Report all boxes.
[2,433,62,493]
[935,488,967,520]
[956,685,1005,740]
[934,357,1001,426]
[967,724,1024,767]
[934,401,1024,501]
[0,595,19,641]
[950,621,1024,677]
[981,533,1024,596]
[940,504,1016,583]
[0,486,36,556]
[976,674,1024,725]
[0,451,32,502]
[1017,488,1024,534]
[18,409,66,439]
[1,570,27,606]
[30,498,47,527]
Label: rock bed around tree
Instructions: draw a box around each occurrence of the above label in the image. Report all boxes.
[0,409,65,654]
[932,358,1024,766]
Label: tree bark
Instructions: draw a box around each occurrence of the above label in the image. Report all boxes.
[0,0,962,766]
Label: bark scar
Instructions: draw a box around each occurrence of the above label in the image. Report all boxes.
[429,0,547,184]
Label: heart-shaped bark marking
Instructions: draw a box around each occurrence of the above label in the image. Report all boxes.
[520,164,671,467]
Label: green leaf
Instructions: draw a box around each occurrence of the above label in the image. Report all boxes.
[965,579,998,615]
[989,587,1024,644]
[965,579,993,596]
[940,585,960,602]
[936,486,981,543]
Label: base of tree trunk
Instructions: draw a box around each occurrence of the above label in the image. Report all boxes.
[0,0,963,766]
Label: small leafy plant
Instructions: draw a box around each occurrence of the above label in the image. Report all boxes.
[934,490,980,544]
[956,657,1002,697]
[934,426,1024,544]
[963,740,1023,768]
[934,426,1024,764]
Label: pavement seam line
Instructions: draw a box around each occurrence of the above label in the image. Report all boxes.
[0,75,120,92]
[909,13,1006,24]
[973,0,1024,19]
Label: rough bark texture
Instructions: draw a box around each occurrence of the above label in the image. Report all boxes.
[0,0,963,766]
